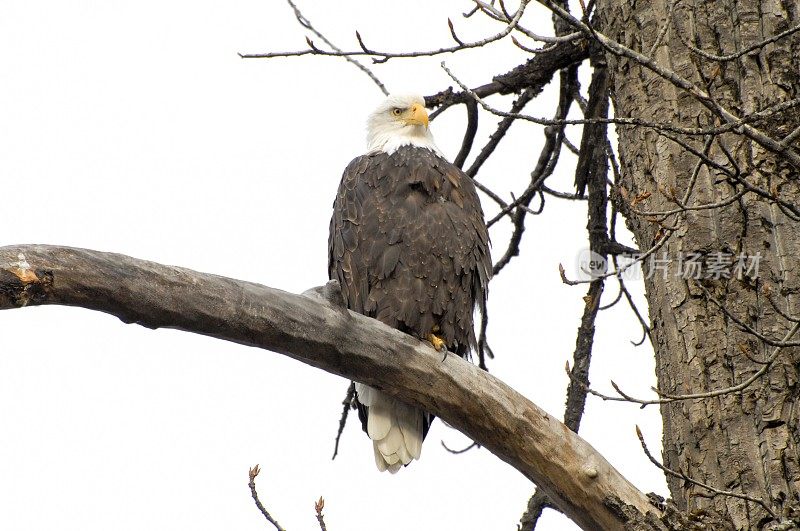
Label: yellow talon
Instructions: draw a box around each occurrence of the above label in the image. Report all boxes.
[426,332,446,352]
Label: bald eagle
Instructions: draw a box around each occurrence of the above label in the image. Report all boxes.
[328,94,491,472]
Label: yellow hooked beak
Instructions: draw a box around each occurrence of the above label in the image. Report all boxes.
[404,102,429,128]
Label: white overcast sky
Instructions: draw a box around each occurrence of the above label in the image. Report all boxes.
[0,2,667,530]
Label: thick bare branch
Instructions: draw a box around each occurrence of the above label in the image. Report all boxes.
[0,244,657,531]
[425,39,589,114]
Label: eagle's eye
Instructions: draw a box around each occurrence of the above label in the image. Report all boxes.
[391,108,403,116]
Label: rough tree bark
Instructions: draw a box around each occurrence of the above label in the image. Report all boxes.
[0,244,657,531]
[597,0,800,527]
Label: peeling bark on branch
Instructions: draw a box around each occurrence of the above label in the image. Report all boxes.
[0,244,658,530]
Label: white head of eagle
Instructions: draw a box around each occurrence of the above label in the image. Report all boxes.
[329,92,492,473]
[366,93,441,155]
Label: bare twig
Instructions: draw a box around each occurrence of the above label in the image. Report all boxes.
[241,0,530,63]
[283,0,388,95]
[647,0,678,58]
[315,496,328,531]
[636,426,775,517]
[780,124,800,147]
[454,99,479,169]
[598,281,623,310]
[518,489,554,531]
[565,318,800,406]
[673,10,800,63]
[249,465,287,531]
[466,87,538,178]
[472,0,582,43]
[541,184,587,200]
[490,64,576,274]
[331,382,355,460]
[443,65,800,139]
[426,38,588,116]
[630,188,748,218]
[558,228,674,286]
[538,0,800,168]
[610,262,652,346]
[473,179,511,211]
[447,17,465,46]
[441,440,480,454]
[698,286,800,349]
[477,296,493,370]
[563,280,604,430]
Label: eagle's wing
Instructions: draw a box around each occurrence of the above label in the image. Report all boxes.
[328,148,491,355]
[328,146,491,471]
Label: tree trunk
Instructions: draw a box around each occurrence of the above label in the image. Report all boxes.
[596,0,800,527]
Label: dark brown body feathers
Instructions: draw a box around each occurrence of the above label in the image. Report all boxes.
[328,145,491,437]
[329,145,490,356]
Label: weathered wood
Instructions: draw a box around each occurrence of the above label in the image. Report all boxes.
[0,244,658,530]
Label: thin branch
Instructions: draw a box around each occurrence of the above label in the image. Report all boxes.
[563,280,604,430]
[283,0,388,95]
[561,135,581,155]
[466,87,538,178]
[249,465,287,531]
[240,0,530,63]
[598,282,623,310]
[331,382,355,460]
[315,497,328,531]
[425,38,589,116]
[780,123,800,147]
[765,290,800,323]
[566,317,800,407]
[445,66,800,139]
[541,184,587,200]
[673,11,800,63]
[472,0,582,43]
[636,427,775,517]
[518,489,553,531]
[512,35,550,54]
[441,440,480,454]
[630,188,749,218]
[447,18,465,46]
[490,63,576,274]
[537,0,800,169]
[477,297,493,370]
[647,0,678,58]
[559,228,674,286]
[473,179,511,211]
[637,130,800,230]
[454,99,479,169]
[611,262,652,346]
[492,209,527,275]
[699,285,800,348]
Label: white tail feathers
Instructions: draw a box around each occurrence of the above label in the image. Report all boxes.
[355,383,423,473]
